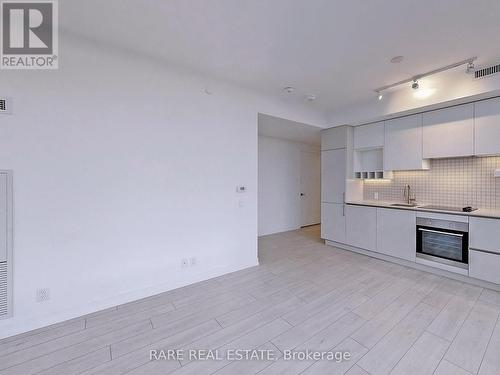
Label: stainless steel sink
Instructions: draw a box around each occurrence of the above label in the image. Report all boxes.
[390,203,419,207]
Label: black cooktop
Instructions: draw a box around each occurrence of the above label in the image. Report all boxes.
[420,205,478,212]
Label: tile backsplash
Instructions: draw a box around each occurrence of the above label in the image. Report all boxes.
[363,156,500,209]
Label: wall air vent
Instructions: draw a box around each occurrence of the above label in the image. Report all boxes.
[475,64,500,79]
[0,99,6,112]
[0,262,7,317]
[0,170,13,319]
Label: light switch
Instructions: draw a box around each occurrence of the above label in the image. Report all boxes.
[236,185,247,193]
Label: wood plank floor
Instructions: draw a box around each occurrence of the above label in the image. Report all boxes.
[1,225,500,374]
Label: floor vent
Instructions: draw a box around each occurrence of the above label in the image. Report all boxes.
[475,64,500,79]
[0,262,7,317]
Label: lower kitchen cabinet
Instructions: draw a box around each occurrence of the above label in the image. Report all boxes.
[321,203,346,243]
[346,205,377,251]
[469,250,500,284]
[469,217,500,254]
[376,208,416,261]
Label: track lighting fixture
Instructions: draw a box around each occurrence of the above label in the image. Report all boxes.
[373,57,477,101]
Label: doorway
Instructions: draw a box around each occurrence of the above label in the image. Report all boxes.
[300,150,321,227]
[258,114,322,236]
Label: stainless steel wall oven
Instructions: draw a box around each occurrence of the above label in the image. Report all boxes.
[416,217,469,269]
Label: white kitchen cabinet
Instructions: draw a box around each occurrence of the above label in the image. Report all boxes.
[376,208,416,261]
[423,104,474,158]
[321,148,346,203]
[384,114,430,171]
[354,122,384,150]
[469,217,500,254]
[321,126,348,151]
[321,203,346,243]
[469,250,500,284]
[475,97,500,156]
[346,205,377,251]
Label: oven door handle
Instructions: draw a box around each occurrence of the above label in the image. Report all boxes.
[418,228,464,237]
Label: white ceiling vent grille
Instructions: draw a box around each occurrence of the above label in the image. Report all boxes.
[0,99,6,112]
[475,64,500,79]
[0,262,7,317]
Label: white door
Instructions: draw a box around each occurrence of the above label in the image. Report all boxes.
[0,172,7,262]
[300,150,321,227]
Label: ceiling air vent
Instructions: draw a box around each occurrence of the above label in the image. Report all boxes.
[0,99,6,112]
[475,64,500,79]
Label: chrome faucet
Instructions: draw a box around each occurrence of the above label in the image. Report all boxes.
[403,184,416,204]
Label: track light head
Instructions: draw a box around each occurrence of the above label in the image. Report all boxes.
[411,80,419,90]
[466,61,475,74]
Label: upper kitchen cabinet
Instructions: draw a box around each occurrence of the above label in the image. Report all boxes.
[321,126,348,151]
[384,114,430,171]
[475,97,500,156]
[321,148,346,203]
[354,121,384,150]
[423,104,474,159]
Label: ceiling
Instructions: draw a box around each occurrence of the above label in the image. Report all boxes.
[258,114,321,145]
[61,0,500,115]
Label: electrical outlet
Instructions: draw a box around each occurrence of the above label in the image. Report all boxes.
[36,288,50,302]
[189,257,197,266]
[181,259,189,269]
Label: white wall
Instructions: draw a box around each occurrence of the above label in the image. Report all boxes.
[328,66,500,126]
[0,34,325,338]
[258,136,319,236]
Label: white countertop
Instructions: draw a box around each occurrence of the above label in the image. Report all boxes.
[346,200,500,219]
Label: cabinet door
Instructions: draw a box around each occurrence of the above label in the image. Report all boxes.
[469,217,500,254]
[376,208,416,261]
[384,114,429,171]
[423,104,474,159]
[469,250,500,284]
[321,203,346,243]
[346,205,377,251]
[321,126,348,151]
[475,97,500,156]
[321,149,346,204]
[354,122,384,150]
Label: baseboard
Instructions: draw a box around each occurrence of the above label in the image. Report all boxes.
[0,259,259,340]
[325,240,500,292]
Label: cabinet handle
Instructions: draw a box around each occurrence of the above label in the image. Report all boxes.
[418,228,464,237]
[342,192,345,216]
